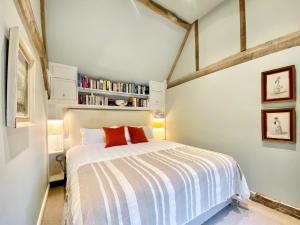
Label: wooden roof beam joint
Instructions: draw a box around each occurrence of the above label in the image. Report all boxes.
[137,0,191,30]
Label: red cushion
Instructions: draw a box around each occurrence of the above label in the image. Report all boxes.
[103,126,128,148]
[127,126,148,144]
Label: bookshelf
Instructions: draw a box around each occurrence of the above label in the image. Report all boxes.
[77,87,149,99]
[48,62,165,114]
[66,104,152,111]
[77,74,150,109]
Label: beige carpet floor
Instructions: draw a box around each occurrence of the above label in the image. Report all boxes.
[42,186,65,225]
[42,186,300,225]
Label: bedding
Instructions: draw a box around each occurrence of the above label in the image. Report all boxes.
[80,128,105,145]
[80,126,153,145]
[103,126,128,148]
[127,126,148,143]
[141,126,154,139]
[66,140,250,225]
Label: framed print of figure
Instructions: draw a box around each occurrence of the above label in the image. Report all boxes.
[261,108,296,143]
[261,65,295,103]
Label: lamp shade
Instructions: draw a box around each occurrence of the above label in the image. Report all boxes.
[152,118,164,128]
[48,120,63,135]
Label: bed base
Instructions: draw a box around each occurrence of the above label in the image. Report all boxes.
[185,198,232,225]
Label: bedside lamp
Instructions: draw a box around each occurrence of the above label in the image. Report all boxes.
[152,118,164,129]
[152,113,165,139]
[48,120,63,152]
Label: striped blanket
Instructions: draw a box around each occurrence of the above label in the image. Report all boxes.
[67,146,249,225]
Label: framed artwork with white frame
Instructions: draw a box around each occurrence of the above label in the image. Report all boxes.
[6,26,35,128]
[261,65,296,103]
[261,108,296,143]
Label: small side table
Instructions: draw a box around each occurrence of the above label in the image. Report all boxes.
[49,150,65,185]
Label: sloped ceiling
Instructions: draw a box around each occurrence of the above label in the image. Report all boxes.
[45,0,224,83]
[153,0,225,24]
[45,0,185,83]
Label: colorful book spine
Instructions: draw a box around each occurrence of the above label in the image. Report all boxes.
[77,74,150,108]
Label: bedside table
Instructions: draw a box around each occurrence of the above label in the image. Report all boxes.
[49,150,65,184]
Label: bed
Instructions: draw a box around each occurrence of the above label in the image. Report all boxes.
[65,139,250,225]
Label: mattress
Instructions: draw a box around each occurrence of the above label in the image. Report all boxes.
[66,140,250,225]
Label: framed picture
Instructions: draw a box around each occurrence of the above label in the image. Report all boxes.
[261,108,296,143]
[6,26,34,128]
[261,65,296,103]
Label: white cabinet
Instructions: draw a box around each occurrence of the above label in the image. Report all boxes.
[49,62,78,104]
[149,81,166,111]
[49,62,77,80]
[47,62,165,114]
[51,78,77,102]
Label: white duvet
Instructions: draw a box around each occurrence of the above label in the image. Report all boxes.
[66,140,250,225]
[66,140,186,225]
[67,140,184,178]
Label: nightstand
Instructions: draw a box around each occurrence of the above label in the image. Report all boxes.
[49,150,65,185]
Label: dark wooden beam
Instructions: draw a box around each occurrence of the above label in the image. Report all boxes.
[137,0,191,30]
[194,20,199,71]
[239,0,247,51]
[40,0,48,61]
[168,30,300,89]
[14,0,50,98]
[166,25,193,82]
[251,192,300,220]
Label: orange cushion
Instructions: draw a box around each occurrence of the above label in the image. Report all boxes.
[103,126,128,148]
[127,126,148,144]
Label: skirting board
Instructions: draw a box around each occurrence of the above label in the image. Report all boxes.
[37,184,50,225]
[250,191,300,220]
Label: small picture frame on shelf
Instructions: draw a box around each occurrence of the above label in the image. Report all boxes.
[261,65,296,103]
[261,108,296,143]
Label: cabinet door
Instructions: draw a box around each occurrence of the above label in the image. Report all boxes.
[149,81,165,92]
[49,62,77,80]
[51,78,77,103]
[150,90,164,110]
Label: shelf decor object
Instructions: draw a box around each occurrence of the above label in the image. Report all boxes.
[48,119,64,152]
[261,108,296,143]
[261,65,296,103]
[115,100,128,106]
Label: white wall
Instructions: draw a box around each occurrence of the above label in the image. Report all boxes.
[167,0,300,208]
[171,0,300,82]
[45,0,185,83]
[247,0,300,48]
[198,0,240,68]
[30,0,42,35]
[171,0,240,81]
[167,46,300,208]
[0,1,48,225]
[171,26,195,81]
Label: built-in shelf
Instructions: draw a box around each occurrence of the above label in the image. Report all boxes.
[67,104,152,111]
[77,87,149,99]
[48,62,165,114]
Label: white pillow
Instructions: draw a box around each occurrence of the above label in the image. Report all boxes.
[143,126,154,139]
[80,128,105,145]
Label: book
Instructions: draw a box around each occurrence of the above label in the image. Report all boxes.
[77,74,150,108]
